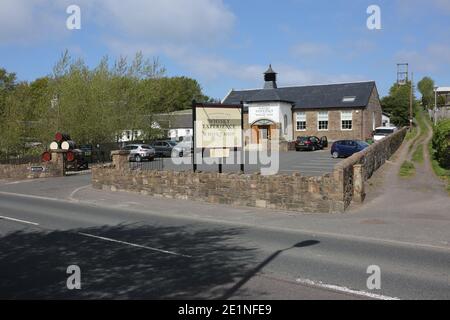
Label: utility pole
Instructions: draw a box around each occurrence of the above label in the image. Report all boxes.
[410,72,414,129]
[434,86,438,126]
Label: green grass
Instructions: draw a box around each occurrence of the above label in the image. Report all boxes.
[412,145,424,164]
[428,141,450,195]
[405,127,418,141]
[399,161,416,178]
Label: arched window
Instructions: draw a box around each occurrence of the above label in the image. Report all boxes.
[284,115,288,135]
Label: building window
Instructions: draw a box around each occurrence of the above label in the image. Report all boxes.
[296,112,306,131]
[318,112,329,131]
[284,115,288,135]
[341,111,353,130]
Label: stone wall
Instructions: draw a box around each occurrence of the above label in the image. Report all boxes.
[93,164,345,213]
[334,127,408,207]
[0,151,66,180]
[92,128,407,213]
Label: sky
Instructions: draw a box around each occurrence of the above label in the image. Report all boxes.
[1,0,449,99]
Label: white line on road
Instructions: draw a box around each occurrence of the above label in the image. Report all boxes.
[296,278,400,300]
[78,232,193,258]
[0,215,39,226]
[69,185,91,201]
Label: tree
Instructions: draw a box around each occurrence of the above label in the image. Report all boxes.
[417,76,435,109]
[381,81,417,127]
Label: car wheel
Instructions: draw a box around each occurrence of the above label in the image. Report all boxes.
[332,151,339,159]
[135,155,142,162]
[311,146,316,152]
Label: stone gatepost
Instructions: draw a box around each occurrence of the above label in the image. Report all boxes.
[111,150,130,171]
[50,150,66,176]
[353,164,366,203]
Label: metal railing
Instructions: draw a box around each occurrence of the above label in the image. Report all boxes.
[129,158,165,171]
[0,155,42,165]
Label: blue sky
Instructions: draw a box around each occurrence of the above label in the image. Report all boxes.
[1,0,449,99]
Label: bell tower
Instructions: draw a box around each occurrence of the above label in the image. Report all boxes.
[264,64,277,89]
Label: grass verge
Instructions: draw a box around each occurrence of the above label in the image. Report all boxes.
[412,145,424,164]
[399,161,416,178]
[428,141,450,195]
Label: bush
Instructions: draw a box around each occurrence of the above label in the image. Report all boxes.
[432,119,450,169]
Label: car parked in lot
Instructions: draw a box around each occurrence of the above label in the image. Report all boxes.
[373,126,398,142]
[150,140,192,158]
[295,136,328,151]
[331,140,369,158]
[123,144,156,162]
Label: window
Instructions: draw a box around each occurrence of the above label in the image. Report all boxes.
[341,111,353,130]
[342,96,356,103]
[318,112,329,131]
[284,115,288,135]
[296,112,307,131]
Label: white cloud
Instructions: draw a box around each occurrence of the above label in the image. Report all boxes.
[0,0,235,46]
[97,0,235,45]
[396,44,450,73]
[290,43,331,59]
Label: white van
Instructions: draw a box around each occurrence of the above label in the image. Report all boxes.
[373,126,398,142]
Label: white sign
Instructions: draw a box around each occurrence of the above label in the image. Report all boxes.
[195,106,242,149]
[249,105,279,124]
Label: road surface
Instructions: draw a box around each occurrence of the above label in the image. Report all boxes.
[0,176,448,299]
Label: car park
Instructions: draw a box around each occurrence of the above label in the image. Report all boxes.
[295,136,328,152]
[331,140,369,158]
[123,144,156,162]
[373,126,398,142]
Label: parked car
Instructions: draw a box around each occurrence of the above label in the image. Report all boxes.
[123,144,156,162]
[150,140,192,158]
[331,140,370,158]
[373,126,398,142]
[295,136,327,151]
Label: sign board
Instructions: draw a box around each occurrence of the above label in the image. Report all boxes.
[210,149,230,159]
[194,104,243,149]
[249,105,279,124]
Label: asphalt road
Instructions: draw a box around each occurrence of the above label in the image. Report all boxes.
[0,179,448,300]
[133,149,341,177]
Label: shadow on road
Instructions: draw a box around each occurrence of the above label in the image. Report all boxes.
[221,240,320,300]
[0,224,258,299]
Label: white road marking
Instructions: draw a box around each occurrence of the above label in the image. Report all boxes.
[78,232,192,258]
[0,215,39,226]
[69,185,91,200]
[296,278,400,300]
[1,190,449,252]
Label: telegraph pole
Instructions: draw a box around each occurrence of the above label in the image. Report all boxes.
[410,73,414,129]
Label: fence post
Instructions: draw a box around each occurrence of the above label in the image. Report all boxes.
[353,164,365,203]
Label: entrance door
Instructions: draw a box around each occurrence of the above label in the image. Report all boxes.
[258,125,271,144]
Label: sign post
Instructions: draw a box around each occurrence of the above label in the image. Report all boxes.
[192,102,244,174]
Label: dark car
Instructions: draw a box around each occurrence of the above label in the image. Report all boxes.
[151,140,182,158]
[331,140,369,158]
[295,136,327,151]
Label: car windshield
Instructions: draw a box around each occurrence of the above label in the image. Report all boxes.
[168,141,177,146]
[141,145,152,150]
[375,129,394,135]
[297,137,309,142]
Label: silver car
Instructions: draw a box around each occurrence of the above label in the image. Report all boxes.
[123,144,156,162]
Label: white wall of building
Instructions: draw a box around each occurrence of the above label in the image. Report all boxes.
[247,102,293,141]
[169,128,193,141]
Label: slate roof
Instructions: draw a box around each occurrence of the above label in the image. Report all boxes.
[223,81,376,111]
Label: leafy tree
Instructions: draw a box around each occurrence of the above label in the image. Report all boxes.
[381,81,417,127]
[417,77,435,109]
